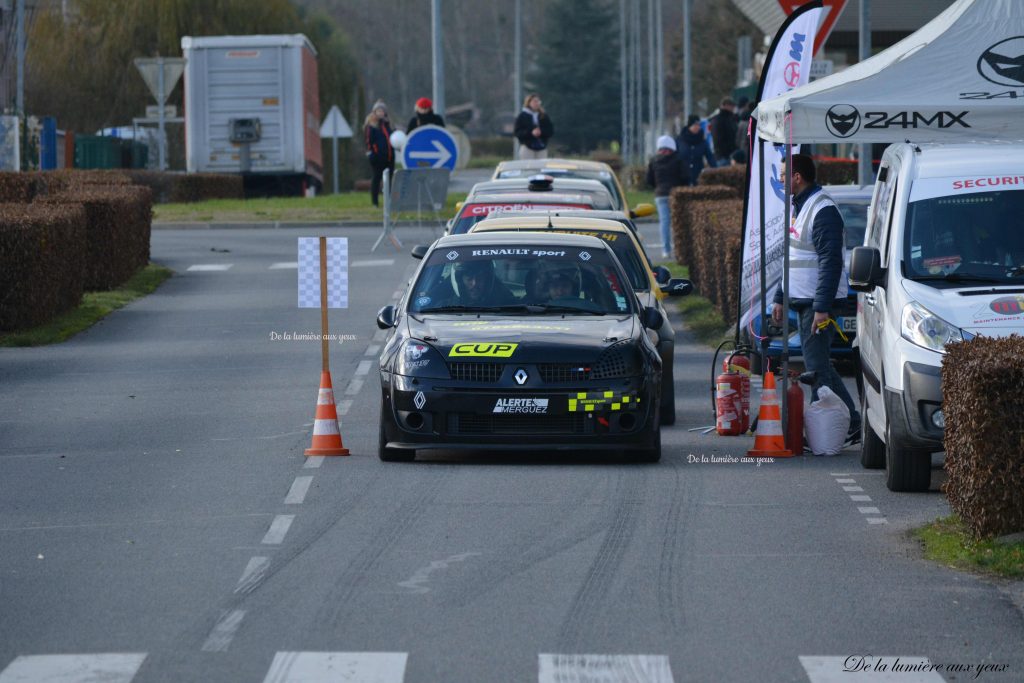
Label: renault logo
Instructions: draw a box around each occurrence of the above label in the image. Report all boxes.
[513,368,529,385]
[826,104,860,138]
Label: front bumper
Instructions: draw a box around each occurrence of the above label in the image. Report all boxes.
[380,372,658,451]
[884,361,944,451]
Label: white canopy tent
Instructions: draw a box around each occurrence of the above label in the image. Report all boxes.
[755,0,1024,144]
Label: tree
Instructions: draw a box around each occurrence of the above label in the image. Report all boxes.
[529,0,621,153]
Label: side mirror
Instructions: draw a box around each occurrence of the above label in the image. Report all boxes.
[659,278,693,297]
[376,305,397,330]
[454,201,464,212]
[848,246,885,292]
[410,244,429,260]
[630,203,655,219]
[653,265,671,284]
[641,306,664,330]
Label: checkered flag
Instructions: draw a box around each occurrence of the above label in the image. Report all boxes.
[297,237,349,308]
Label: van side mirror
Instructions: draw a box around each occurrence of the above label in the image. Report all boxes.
[376,305,397,329]
[641,306,664,330]
[659,278,693,297]
[410,244,428,260]
[848,247,886,292]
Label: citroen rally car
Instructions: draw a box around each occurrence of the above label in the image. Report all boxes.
[375,232,668,462]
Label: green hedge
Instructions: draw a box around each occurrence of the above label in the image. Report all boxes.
[37,186,152,291]
[0,203,87,330]
[942,336,1024,539]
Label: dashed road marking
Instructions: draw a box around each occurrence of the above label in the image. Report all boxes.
[303,456,325,469]
[337,399,353,416]
[799,656,945,682]
[867,518,889,525]
[262,515,295,545]
[262,652,408,683]
[365,344,381,356]
[538,654,674,683]
[835,478,856,484]
[850,495,872,502]
[0,654,147,683]
[201,610,246,652]
[284,476,313,505]
[235,556,270,594]
[345,379,364,396]
[355,360,372,376]
[352,259,396,268]
[373,329,387,342]
[270,262,298,270]
[857,506,881,515]
[187,264,233,271]
[842,486,864,492]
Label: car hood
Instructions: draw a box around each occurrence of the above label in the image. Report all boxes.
[903,280,1024,337]
[405,314,637,362]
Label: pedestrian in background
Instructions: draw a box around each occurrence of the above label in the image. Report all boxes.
[708,97,738,167]
[675,115,716,185]
[735,97,754,157]
[514,93,554,159]
[645,135,690,260]
[407,97,445,134]
[364,100,394,207]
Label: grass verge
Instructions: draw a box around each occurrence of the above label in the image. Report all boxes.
[0,264,173,347]
[153,191,469,223]
[915,515,1024,579]
[655,261,732,348]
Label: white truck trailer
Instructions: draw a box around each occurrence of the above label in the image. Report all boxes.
[181,34,322,195]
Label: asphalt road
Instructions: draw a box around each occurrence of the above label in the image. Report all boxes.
[0,220,1021,683]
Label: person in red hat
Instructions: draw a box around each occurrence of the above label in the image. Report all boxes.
[407,97,445,133]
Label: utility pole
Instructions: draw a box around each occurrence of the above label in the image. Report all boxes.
[655,0,665,135]
[620,0,628,164]
[647,0,656,144]
[858,0,872,186]
[431,0,445,118]
[514,0,522,159]
[682,0,692,121]
[16,0,25,170]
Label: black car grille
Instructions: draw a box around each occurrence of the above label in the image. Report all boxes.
[448,362,503,382]
[538,364,593,383]
[451,413,587,435]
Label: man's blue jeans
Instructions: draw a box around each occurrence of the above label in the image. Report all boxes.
[655,196,672,257]
[797,305,861,432]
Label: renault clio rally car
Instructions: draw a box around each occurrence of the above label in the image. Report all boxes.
[376,233,667,462]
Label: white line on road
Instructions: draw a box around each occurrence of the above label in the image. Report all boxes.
[842,486,865,492]
[201,610,246,652]
[538,654,674,683]
[235,557,270,594]
[850,495,872,502]
[799,656,943,682]
[303,456,325,469]
[270,262,298,269]
[0,654,147,683]
[337,399,353,416]
[187,264,233,271]
[835,478,856,484]
[284,476,313,505]
[355,360,372,376]
[262,515,295,545]
[373,329,387,342]
[397,552,481,594]
[262,652,408,683]
[867,518,889,525]
[857,507,881,515]
[345,379,364,396]
[829,472,850,476]
[365,344,381,356]
[352,259,396,268]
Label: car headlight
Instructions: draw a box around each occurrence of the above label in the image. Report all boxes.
[900,301,964,353]
[396,340,450,378]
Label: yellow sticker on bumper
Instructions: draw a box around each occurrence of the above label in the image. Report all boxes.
[568,391,640,412]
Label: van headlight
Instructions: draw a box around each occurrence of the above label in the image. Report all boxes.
[900,301,964,353]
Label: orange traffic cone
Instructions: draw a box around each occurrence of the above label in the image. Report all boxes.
[747,371,794,458]
[304,371,350,456]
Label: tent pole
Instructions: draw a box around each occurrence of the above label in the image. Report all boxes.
[758,137,767,379]
[781,130,792,449]
[858,0,872,186]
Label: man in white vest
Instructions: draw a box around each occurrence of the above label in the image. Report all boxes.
[771,153,861,446]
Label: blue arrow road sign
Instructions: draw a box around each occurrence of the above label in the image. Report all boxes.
[402,124,458,170]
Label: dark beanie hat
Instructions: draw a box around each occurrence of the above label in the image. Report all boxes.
[687,114,701,127]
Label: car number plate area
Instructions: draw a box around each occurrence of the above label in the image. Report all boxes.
[840,317,857,332]
[485,396,568,415]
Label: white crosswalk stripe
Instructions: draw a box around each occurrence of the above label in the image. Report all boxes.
[186,264,233,271]
[262,652,408,683]
[0,653,147,682]
[538,654,674,683]
[800,656,947,682]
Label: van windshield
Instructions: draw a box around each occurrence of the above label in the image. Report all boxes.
[904,189,1024,281]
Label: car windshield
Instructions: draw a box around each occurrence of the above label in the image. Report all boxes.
[409,244,633,315]
[904,188,1024,281]
[525,229,649,291]
[451,203,591,235]
[497,168,624,209]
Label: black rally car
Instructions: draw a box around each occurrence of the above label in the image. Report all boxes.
[375,233,676,462]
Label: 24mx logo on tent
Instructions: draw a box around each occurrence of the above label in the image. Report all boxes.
[825,105,971,136]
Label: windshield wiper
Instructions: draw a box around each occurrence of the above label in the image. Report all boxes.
[418,305,506,313]
[524,303,606,315]
[910,273,1006,284]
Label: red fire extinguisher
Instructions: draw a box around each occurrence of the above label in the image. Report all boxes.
[716,369,744,436]
[723,353,751,433]
[787,374,805,454]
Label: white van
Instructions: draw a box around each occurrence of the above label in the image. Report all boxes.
[849,142,1024,492]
